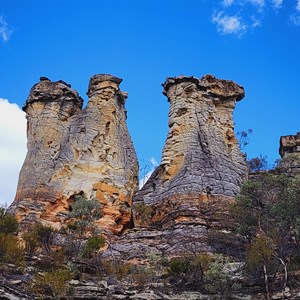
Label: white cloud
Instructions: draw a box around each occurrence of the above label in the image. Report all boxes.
[250,15,262,27]
[139,157,158,189]
[212,0,300,36]
[223,0,234,7]
[290,1,300,25]
[249,0,265,8]
[212,11,247,37]
[297,0,300,11]
[290,14,300,25]
[271,0,283,9]
[0,99,27,206]
[0,16,13,43]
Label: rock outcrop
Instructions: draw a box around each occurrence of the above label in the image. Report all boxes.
[279,132,300,174]
[133,75,247,229]
[280,132,300,157]
[10,75,138,233]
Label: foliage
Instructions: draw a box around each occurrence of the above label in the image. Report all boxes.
[167,253,215,291]
[68,194,101,236]
[82,235,106,258]
[0,209,23,266]
[63,237,84,259]
[35,224,55,255]
[205,254,230,295]
[23,230,39,257]
[248,155,268,172]
[237,129,253,150]
[134,203,154,225]
[231,155,300,296]
[102,258,132,280]
[0,208,18,235]
[32,268,71,298]
[0,233,24,266]
[246,232,275,271]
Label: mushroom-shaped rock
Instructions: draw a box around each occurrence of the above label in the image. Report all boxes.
[10,75,138,234]
[133,74,247,227]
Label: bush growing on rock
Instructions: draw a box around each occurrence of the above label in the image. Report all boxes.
[0,233,24,266]
[35,223,55,255]
[23,229,39,257]
[0,208,24,266]
[231,155,300,299]
[82,235,106,258]
[31,268,71,298]
[0,207,18,235]
[68,194,101,237]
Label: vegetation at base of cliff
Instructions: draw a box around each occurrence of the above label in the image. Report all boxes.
[0,207,24,266]
[67,194,102,237]
[231,154,300,299]
[1,156,300,299]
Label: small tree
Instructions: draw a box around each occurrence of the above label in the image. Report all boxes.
[68,194,101,237]
[82,235,106,258]
[248,155,268,172]
[237,129,253,150]
[35,224,55,255]
[205,254,231,295]
[232,155,300,297]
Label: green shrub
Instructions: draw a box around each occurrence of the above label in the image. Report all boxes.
[82,235,105,258]
[134,203,154,225]
[0,233,24,266]
[32,268,71,298]
[102,259,132,280]
[23,230,39,257]
[68,195,101,237]
[205,254,231,295]
[168,257,190,275]
[35,224,55,255]
[0,208,18,235]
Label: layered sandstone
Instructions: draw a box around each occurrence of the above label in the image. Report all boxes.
[10,75,138,233]
[134,75,247,210]
[279,132,300,174]
[280,132,300,157]
[124,74,248,258]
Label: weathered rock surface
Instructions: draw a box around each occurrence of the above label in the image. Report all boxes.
[278,132,300,175]
[135,75,247,206]
[9,75,138,233]
[280,132,300,157]
[133,75,247,227]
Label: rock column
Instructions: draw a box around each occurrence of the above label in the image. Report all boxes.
[10,75,138,233]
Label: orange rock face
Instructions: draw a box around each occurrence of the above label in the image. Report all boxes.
[9,75,138,233]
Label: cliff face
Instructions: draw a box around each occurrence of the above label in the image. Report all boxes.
[10,75,138,233]
[113,75,248,257]
[134,75,247,213]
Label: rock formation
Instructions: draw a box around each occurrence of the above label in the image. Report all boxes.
[133,74,247,228]
[279,132,300,174]
[101,74,248,260]
[280,132,300,157]
[10,75,138,233]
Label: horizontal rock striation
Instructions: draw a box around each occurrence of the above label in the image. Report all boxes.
[280,132,300,157]
[132,74,248,254]
[10,75,138,233]
[134,74,247,206]
[279,132,300,174]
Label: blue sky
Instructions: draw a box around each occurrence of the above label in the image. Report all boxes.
[0,0,299,205]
